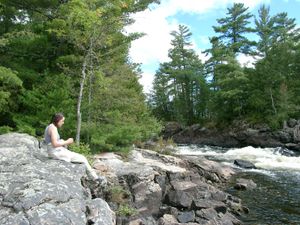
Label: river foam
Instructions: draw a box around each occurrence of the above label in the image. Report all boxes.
[176,145,300,171]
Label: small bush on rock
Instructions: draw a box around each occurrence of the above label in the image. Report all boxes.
[108,185,130,204]
[117,204,137,216]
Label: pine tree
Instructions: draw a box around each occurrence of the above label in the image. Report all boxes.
[151,25,207,125]
[254,5,275,56]
[250,9,300,127]
[213,3,255,55]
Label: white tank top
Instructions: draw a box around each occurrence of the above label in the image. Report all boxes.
[44,124,60,145]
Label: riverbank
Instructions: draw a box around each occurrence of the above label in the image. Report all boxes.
[0,133,246,225]
[175,145,300,224]
[94,149,247,224]
[162,119,300,151]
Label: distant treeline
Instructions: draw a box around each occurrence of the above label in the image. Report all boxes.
[0,0,161,152]
[148,3,300,129]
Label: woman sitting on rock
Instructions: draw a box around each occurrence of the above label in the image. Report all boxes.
[44,112,106,185]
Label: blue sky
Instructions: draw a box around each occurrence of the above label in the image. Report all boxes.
[125,0,300,93]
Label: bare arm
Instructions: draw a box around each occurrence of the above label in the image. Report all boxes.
[49,125,73,147]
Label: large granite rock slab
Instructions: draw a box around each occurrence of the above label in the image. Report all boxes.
[0,133,115,225]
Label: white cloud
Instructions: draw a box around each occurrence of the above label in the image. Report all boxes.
[191,39,210,63]
[126,9,179,65]
[138,71,155,94]
[126,0,270,92]
[237,54,260,68]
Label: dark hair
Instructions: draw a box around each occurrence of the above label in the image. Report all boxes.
[51,113,64,127]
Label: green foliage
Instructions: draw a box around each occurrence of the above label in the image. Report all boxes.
[150,25,208,125]
[1,0,299,151]
[12,73,76,136]
[0,0,160,150]
[69,142,91,156]
[149,3,300,130]
[117,204,137,217]
[80,66,161,152]
[107,185,136,216]
[212,56,250,121]
[0,126,13,134]
[108,185,130,204]
[213,3,255,54]
[14,121,36,136]
[153,137,176,155]
[0,66,23,115]
[254,5,275,56]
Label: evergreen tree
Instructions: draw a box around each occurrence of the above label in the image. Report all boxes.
[151,25,208,125]
[249,8,300,127]
[149,65,173,121]
[0,66,23,129]
[272,12,300,44]
[212,55,250,122]
[254,5,275,56]
[213,3,255,55]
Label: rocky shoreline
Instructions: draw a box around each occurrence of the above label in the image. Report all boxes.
[162,119,300,152]
[0,133,248,225]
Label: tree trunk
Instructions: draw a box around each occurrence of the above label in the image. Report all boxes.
[87,69,94,142]
[76,57,88,144]
[269,88,277,115]
[76,28,96,145]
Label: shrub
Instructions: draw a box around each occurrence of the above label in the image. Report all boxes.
[108,185,130,204]
[0,126,13,134]
[153,136,176,155]
[117,204,137,217]
[69,142,91,156]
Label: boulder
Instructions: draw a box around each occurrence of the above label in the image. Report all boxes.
[183,155,235,182]
[0,133,115,225]
[293,124,300,142]
[274,131,292,143]
[163,122,183,138]
[285,143,300,152]
[287,119,298,128]
[192,199,226,210]
[234,178,257,190]
[177,211,195,223]
[158,214,178,225]
[233,160,256,169]
[195,208,218,221]
[275,147,295,156]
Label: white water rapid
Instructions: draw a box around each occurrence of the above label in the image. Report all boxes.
[176,145,300,171]
[176,145,300,224]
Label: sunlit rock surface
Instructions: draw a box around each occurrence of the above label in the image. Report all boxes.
[0,133,115,225]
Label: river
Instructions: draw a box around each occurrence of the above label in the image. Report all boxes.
[176,145,300,225]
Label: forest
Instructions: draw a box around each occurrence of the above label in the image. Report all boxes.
[1,1,300,152]
[149,3,300,129]
[0,0,161,152]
